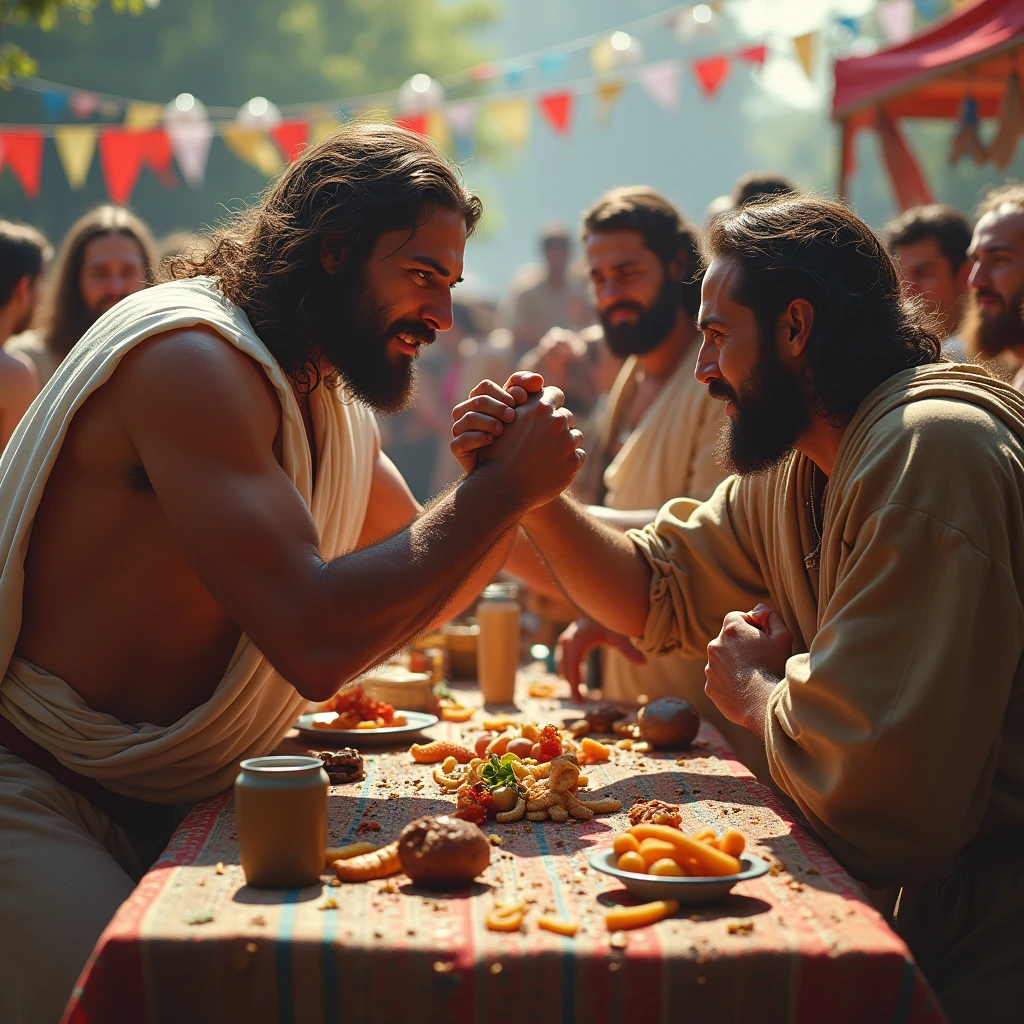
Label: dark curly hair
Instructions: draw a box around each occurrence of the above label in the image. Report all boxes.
[582,186,701,318]
[700,196,942,422]
[168,122,482,393]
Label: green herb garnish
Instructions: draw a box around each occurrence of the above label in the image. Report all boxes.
[481,753,525,796]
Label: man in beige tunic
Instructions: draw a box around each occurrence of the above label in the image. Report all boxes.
[455,196,1024,1021]
[0,125,584,1024]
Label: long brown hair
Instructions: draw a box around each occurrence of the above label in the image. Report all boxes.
[168,122,483,393]
[44,205,157,357]
[700,196,942,422]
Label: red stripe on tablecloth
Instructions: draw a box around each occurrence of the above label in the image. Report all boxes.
[61,793,228,1024]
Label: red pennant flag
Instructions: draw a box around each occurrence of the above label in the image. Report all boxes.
[99,128,151,206]
[538,91,574,135]
[271,119,309,162]
[692,55,732,97]
[144,129,177,189]
[737,44,768,66]
[394,114,428,136]
[0,131,45,199]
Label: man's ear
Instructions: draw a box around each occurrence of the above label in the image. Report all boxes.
[777,298,814,362]
[318,235,347,274]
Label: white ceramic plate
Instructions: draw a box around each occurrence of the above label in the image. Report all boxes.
[294,710,439,745]
[588,848,770,905]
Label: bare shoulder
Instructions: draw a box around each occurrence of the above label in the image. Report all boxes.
[112,325,282,450]
[0,348,38,398]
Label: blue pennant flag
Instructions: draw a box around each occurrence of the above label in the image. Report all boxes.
[505,65,527,89]
[40,90,67,119]
[837,15,859,34]
[538,52,568,76]
[914,0,940,18]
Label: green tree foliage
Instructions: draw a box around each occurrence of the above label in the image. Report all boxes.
[1,0,497,243]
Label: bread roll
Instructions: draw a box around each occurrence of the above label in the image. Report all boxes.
[637,697,700,748]
[398,815,491,887]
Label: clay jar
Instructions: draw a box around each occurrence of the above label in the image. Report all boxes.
[235,755,329,888]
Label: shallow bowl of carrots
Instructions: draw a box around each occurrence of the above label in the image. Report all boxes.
[588,823,769,904]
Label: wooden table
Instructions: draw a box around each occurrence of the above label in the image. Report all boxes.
[64,685,947,1024]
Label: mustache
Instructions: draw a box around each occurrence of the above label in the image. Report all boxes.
[603,301,644,319]
[707,378,737,403]
[971,288,1004,307]
[385,319,436,345]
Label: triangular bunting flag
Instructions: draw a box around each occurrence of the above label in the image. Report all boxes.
[55,125,97,189]
[71,91,100,119]
[692,56,731,98]
[446,101,479,139]
[538,91,574,135]
[486,98,530,148]
[394,114,428,136]
[793,33,815,79]
[271,119,309,162]
[222,125,285,177]
[737,44,768,67]
[310,118,341,145]
[914,0,940,17]
[639,60,681,111]
[144,129,177,188]
[98,128,151,206]
[425,110,451,150]
[166,118,213,187]
[877,0,915,44]
[595,79,626,126]
[124,102,164,131]
[40,91,66,119]
[0,131,44,199]
[538,52,568,76]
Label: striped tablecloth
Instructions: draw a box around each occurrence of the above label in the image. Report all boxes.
[64,689,947,1024]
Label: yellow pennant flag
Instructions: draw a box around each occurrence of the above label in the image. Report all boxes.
[595,78,626,126]
[54,125,97,189]
[793,33,815,79]
[124,101,164,130]
[310,118,341,145]
[426,110,451,150]
[222,125,285,177]
[486,98,531,149]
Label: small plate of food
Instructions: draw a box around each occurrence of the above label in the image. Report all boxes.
[296,684,438,744]
[589,823,769,905]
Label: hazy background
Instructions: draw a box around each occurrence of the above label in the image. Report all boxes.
[2,0,1022,300]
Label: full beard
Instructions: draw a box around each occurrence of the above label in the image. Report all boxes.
[709,331,811,476]
[961,286,1024,359]
[599,273,680,359]
[319,269,435,414]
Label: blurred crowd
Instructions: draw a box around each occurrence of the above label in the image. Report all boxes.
[2,172,1023,706]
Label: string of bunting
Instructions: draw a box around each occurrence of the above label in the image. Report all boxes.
[1,0,935,204]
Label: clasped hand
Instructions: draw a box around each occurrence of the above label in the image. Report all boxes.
[449,371,586,510]
[704,603,792,737]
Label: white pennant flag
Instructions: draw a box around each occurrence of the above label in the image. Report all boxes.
[877,0,915,44]
[446,100,479,139]
[167,119,213,187]
[639,60,682,111]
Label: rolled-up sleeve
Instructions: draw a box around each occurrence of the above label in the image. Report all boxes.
[626,476,770,660]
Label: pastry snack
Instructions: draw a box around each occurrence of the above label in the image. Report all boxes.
[309,748,364,783]
[332,841,402,881]
[627,799,683,829]
[610,823,745,877]
[410,740,476,764]
[397,815,491,887]
[636,697,700,748]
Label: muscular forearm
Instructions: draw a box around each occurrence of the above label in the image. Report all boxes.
[426,526,517,630]
[305,470,523,698]
[502,527,565,602]
[521,494,651,637]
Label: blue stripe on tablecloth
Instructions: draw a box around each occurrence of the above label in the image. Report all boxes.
[323,754,380,1024]
[531,821,576,1024]
[890,958,915,1024]
[277,891,298,1024]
